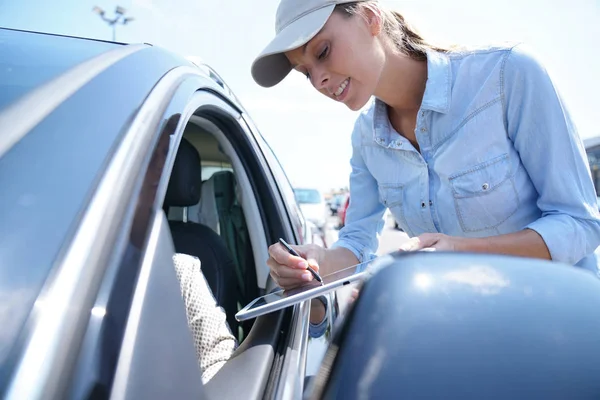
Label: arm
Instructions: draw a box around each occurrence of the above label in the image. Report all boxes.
[461,229,550,258]
[416,45,600,263]
[328,114,387,273]
[501,44,600,264]
[266,113,385,289]
[172,253,237,384]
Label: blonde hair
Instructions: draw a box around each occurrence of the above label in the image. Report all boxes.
[334,1,452,61]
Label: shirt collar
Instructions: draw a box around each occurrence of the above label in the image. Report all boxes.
[371,49,452,145]
[373,48,452,122]
[420,49,452,114]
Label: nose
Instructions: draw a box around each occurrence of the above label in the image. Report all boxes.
[310,66,329,91]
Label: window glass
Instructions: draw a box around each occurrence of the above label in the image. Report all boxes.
[201,165,233,181]
[294,188,322,204]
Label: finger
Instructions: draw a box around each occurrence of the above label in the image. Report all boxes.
[277,276,309,289]
[416,234,438,249]
[276,265,313,280]
[270,271,307,290]
[270,270,280,283]
[306,258,320,273]
[348,288,360,304]
[267,257,279,274]
[399,237,422,251]
[268,243,309,269]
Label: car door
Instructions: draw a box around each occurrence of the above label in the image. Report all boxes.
[93,62,313,399]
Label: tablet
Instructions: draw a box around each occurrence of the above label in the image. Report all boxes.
[235,260,372,322]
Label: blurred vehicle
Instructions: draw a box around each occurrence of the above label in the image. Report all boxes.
[328,194,346,216]
[294,187,328,230]
[584,136,600,211]
[337,194,350,229]
[0,27,335,400]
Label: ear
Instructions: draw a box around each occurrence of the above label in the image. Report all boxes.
[362,4,383,36]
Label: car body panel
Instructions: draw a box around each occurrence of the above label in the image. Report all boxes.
[312,252,600,399]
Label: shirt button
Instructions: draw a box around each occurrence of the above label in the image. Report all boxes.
[482,183,489,191]
[429,200,433,206]
[421,202,426,208]
[420,127,427,133]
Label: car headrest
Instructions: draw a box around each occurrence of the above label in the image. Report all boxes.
[164,138,201,208]
[311,252,600,399]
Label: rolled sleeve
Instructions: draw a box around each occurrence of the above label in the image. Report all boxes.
[332,112,386,264]
[309,315,329,338]
[504,44,600,265]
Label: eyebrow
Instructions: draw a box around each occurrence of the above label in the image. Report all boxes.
[290,43,310,69]
[291,30,326,68]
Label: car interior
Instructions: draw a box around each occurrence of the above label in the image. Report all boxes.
[162,116,273,342]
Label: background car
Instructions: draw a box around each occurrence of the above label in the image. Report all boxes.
[337,194,350,229]
[293,187,328,231]
[0,27,335,400]
[327,194,347,216]
[583,136,600,211]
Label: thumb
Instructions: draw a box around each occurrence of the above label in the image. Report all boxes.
[399,236,422,251]
[305,258,320,272]
[298,245,323,272]
[414,234,439,249]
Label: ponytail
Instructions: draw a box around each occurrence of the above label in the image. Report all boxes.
[335,2,453,61]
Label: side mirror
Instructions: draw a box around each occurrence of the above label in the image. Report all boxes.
[309,252,600,399]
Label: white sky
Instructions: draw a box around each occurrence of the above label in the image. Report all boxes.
[2,0,598,191]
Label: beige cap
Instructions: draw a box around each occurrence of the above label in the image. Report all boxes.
[251,0,370,87]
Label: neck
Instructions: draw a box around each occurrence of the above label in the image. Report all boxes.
[374,50,428,115]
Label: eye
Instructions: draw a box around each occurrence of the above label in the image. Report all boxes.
[304,71,310,80]
[317,45,329,60]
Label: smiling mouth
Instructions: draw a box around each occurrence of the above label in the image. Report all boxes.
[334,78,350,98]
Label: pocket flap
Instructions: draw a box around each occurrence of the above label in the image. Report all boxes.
[449,154,511,198]
[378,184,403,208]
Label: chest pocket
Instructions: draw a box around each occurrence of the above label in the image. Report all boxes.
[449,154,519,232]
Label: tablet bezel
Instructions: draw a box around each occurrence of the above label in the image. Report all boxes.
[235,261,371,322]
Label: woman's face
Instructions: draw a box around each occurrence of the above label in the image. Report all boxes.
[285,9,385,111]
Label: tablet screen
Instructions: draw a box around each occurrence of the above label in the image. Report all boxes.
[244,262,368,312]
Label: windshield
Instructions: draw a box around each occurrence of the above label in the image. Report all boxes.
[294,188,322,204]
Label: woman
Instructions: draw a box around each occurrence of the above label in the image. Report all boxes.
[251,0,600,287]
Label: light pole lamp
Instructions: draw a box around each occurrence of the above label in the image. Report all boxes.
[92,6,134,42]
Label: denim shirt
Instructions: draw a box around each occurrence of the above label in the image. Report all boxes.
[332,43,600,275]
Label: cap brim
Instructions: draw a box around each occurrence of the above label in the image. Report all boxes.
[251,4,335,88]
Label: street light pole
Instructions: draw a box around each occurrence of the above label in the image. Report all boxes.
[92,5,134,42]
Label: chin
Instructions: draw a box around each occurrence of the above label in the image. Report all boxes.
[345,96,370,111]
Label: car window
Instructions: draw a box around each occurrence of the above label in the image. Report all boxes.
[241,113,305,243]
[294,188,322,204]
[202,165,233,181]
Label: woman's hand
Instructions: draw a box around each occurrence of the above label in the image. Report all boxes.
[267,243,326,290]
[399,233,466,252]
